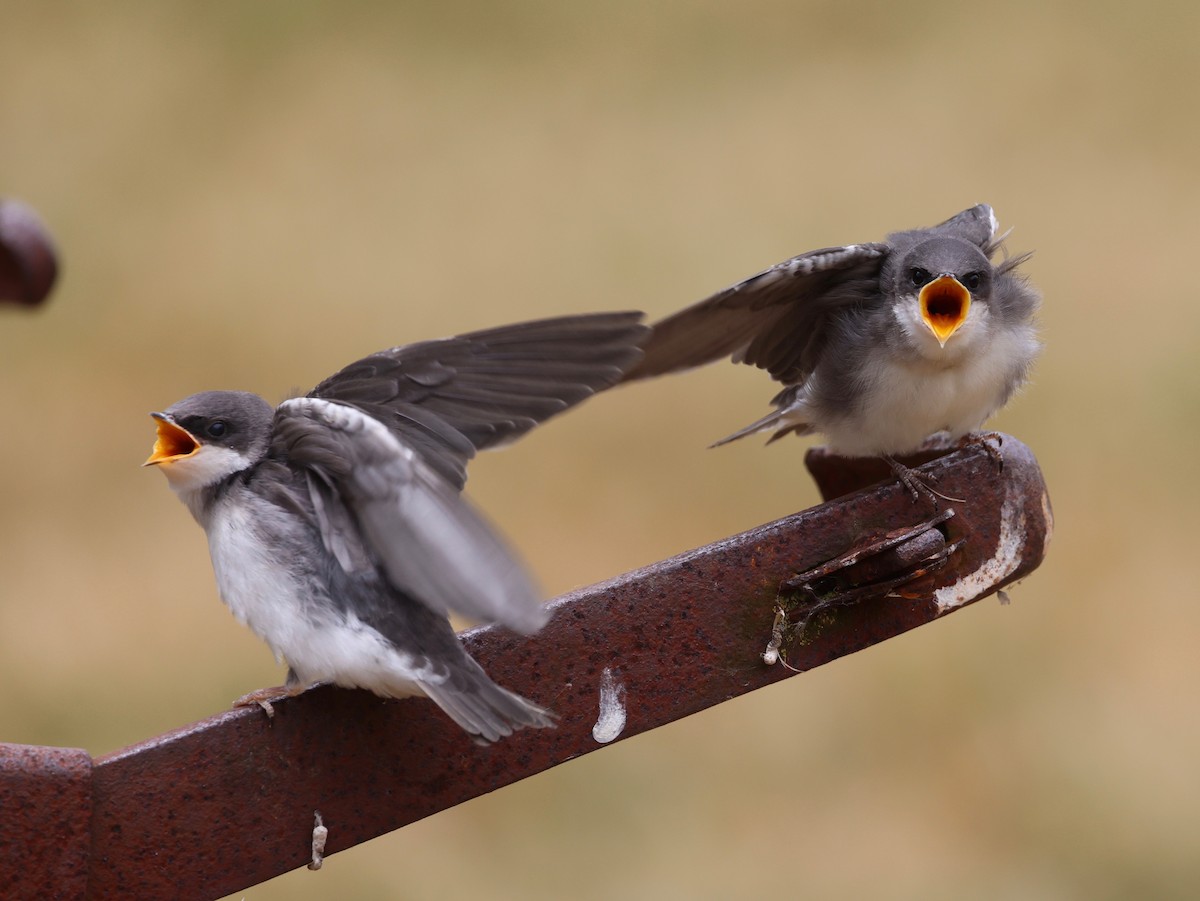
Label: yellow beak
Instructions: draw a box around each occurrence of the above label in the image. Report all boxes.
[144,414,200,466]
[918,275,972,346]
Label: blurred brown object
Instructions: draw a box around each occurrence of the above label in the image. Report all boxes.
[0,198,59,307]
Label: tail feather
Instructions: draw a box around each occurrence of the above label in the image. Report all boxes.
[419,662,556,744]
[710,409,814,448]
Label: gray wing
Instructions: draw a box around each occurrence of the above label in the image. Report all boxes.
[904,203,998,249]
[623,243,888,385]
[309,312,648,490]
[273,397,548,634]
[897,203,1030,275]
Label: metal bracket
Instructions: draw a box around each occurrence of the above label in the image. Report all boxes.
[0,434,1051,900]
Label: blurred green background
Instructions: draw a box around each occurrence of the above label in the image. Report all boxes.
[2,1,1197,898]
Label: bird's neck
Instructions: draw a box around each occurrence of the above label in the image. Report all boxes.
[171,481,223,528]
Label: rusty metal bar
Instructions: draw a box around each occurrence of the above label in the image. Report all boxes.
[2,436,1050,900]
[0,744,92,900]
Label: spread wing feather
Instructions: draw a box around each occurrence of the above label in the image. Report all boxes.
[274,397,548,633]
[624,204,1005,387]
[623,243,888,385]
[309,312,647,489]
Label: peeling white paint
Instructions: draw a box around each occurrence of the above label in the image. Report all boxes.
[308,810,328,871]
[1041,491,1054,553]
[934,491,1025,612]
[592,667,627,744]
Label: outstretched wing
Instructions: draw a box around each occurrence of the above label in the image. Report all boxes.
[308,312,648,489]
[273,397,548,634]
[888,205,998,256]
[624,205,1010,387]
[623,242,888,386]
[897,203,1030,275]
[914,203,998,249]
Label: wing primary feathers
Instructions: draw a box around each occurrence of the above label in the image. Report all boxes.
[624,243,887,382]
[306,311,647,476]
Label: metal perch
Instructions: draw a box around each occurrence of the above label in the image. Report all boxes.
[0,435,1051,900]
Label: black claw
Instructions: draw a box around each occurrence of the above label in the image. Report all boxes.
[959,432,1005,472]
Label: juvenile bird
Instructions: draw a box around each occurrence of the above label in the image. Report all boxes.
[146,312,646,742]
[624,205,1039,497]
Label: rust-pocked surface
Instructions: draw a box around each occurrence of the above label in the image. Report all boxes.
[84,436,1050,899]
[0,743,92,901]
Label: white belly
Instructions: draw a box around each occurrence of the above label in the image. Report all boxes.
[204,499,430,697]
[823,327,1030,456]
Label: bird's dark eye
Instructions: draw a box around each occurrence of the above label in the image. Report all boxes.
[910,267,932,287]
[961,271,982,291]
[206,420,228,438]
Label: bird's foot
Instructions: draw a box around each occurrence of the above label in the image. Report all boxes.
[233,685,290,719]
[883,456,964,507]
[233,673,313,719]
[960,431,1005,471]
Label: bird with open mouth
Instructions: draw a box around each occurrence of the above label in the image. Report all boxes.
[145,312,647,743]
[623,204,1040,500]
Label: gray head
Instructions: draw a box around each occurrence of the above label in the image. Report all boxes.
[885,236,994,348]
[145,390,275,492]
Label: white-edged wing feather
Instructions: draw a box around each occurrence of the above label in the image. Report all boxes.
[277,397,548,634]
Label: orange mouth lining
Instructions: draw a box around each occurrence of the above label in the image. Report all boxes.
[146,417,199,465]
[919,276,970,340]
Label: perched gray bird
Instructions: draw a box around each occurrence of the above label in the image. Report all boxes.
[145,312,647,743]
[624,205,1040,497]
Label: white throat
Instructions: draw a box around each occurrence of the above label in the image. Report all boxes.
[894,294,991,365]
[158,445,256,519]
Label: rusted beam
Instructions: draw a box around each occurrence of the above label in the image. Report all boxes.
[0,437,1056,898]
[0,743,92,901]
[76,434,1049,899]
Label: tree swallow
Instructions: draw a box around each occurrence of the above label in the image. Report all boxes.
[145,312,647,743]
[624,205,1040,498]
